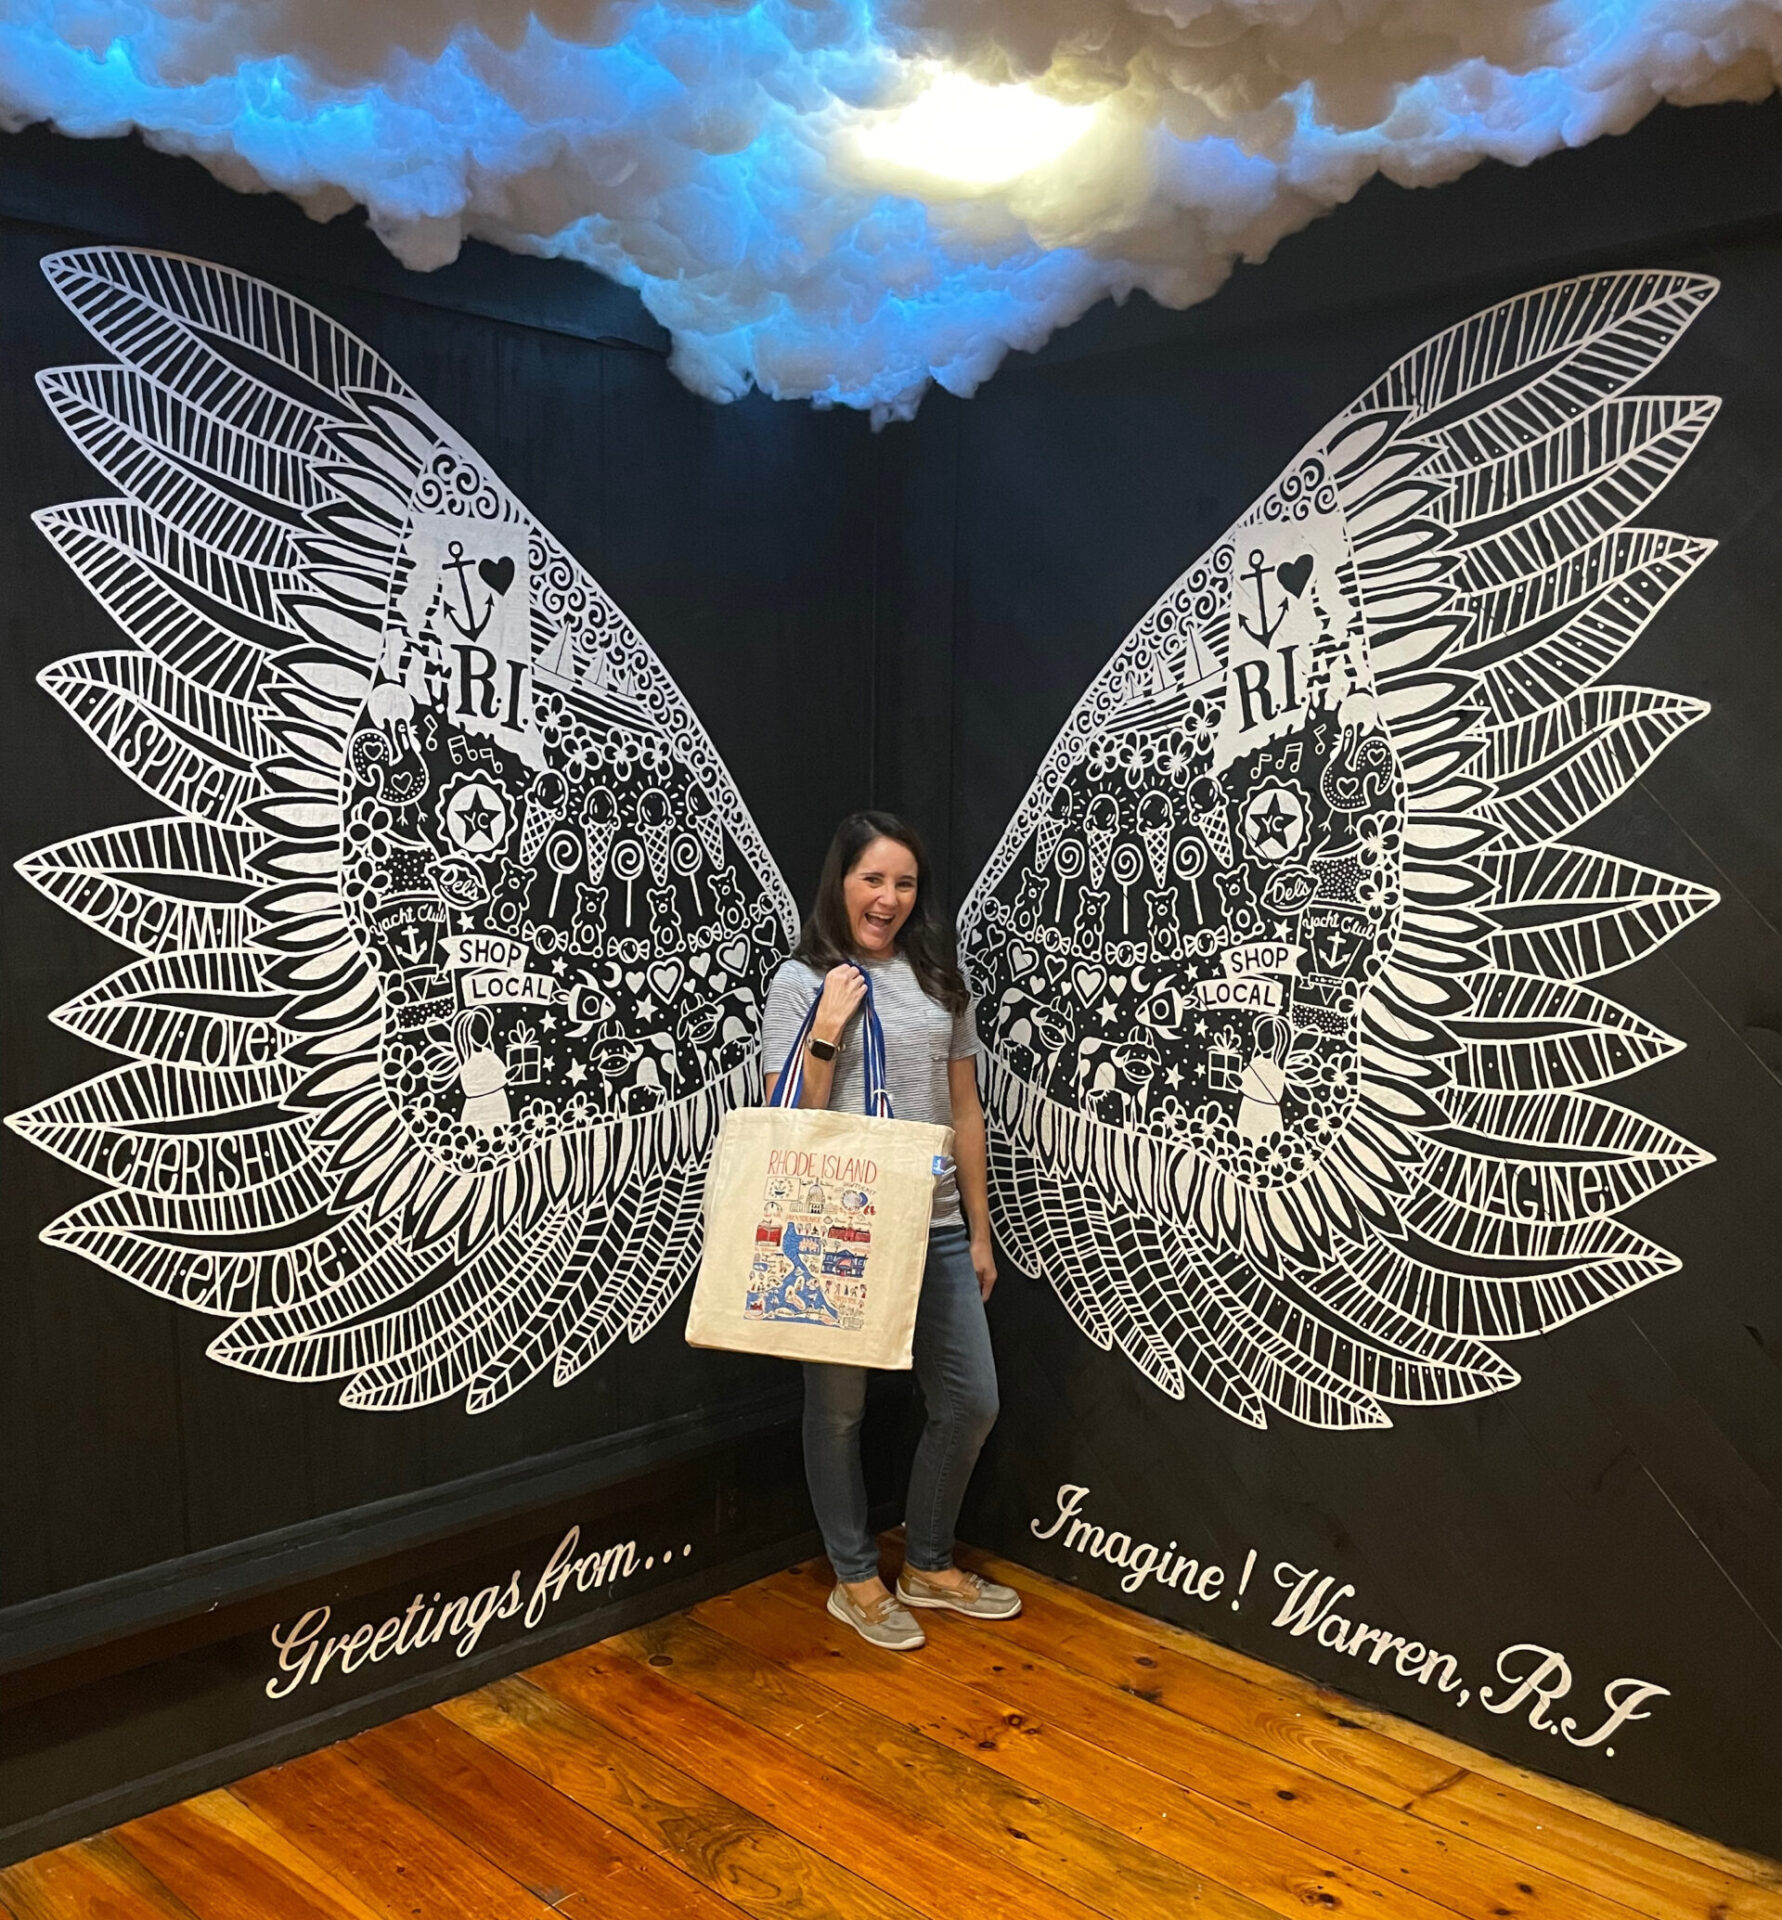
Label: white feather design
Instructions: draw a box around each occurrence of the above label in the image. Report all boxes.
[9,247,797,1412]
[959,270,1720,1428]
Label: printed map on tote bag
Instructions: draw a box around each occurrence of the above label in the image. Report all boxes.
[747,1145,881,1330]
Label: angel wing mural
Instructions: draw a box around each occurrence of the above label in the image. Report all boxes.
[959,271,1721,1430]
[8,247,797,1413]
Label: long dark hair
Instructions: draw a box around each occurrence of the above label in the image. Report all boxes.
[791,811,968,1014]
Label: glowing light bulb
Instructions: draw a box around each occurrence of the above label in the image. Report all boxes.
[852,70,1097,191]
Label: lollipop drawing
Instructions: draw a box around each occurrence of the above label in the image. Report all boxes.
[673,830,707,919]
[544,825,583,920]
[1109,840,1145,937]
[611,837,646,925]
[1172,832,1210,923]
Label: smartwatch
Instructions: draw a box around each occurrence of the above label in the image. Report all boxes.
[808,1035,838,1062]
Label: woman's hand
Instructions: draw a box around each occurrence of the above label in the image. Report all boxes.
[970,1231,997,1302]
[813,963,866,1044]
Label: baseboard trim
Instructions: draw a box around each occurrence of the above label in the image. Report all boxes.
[0,1523,821,1868]
[1,1384,801,1677]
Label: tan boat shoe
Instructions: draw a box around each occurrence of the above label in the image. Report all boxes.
[895,1566,1023,1619]
[827,1582,926,1650]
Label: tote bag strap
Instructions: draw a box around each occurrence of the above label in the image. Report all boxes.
[769,966,894,1117]
[858,970,894,1118]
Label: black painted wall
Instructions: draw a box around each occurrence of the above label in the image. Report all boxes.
[0,124,895,1860]
[925,105,1782,1861]
[3,96,1782,1866]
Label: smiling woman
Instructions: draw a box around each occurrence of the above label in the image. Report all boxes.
[760,811,1020,1650]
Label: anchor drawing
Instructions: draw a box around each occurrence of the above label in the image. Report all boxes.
[1235,548,1292,650]
[440,539,512,644]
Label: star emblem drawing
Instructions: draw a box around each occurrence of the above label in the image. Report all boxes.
[1241,783,1306,861]
[444,779,509,852]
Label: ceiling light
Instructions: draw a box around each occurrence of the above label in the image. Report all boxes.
[852,70,1097,191]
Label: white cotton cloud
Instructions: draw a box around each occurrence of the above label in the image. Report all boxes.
[0,1,1778,416]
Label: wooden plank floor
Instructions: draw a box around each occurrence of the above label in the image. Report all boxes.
[5,1544,1779,1920]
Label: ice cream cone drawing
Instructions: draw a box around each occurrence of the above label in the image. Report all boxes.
[1036,783,1074,870]
[1085,792,1118,890]
[583,787,619,886]
[686,781,722,868]
[638,787,673,885]
[1137,789,1175,887]
[519,769,568,865]
[1187,773,1232,866]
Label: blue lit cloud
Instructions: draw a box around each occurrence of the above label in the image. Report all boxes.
[0,2,1777,415]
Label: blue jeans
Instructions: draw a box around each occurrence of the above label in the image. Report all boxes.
[801,1223,1000,1583]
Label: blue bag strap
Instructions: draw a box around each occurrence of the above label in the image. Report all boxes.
[768,965,894,1118]
[768,992,823,1110]
[859,969,894,1118]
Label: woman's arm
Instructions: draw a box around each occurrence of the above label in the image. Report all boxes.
[949,1053,997,1301]
[764,964,866,1108]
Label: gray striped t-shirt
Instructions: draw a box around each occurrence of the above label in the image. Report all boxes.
[761,954,979,1223]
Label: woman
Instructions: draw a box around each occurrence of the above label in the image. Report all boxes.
[762,811,1021,1650]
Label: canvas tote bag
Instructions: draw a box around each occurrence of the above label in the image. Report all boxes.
[686,973,953,1368]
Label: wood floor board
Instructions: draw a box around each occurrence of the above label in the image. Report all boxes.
[12,1544,1777,1919]
[441,1674,927,1920]
[229,1745,556,1920]
[952,1548,1461,1807]
[956,1548,1782,1920]
[965,1544,1782,1895]
[1384,1715,1782,1900]
[1408,1775,1782,1920]
[614,1608,1261,1920]
[697,1576,1493,1920]
[530,1635,1124,1920]
[112,1794,389,1920]
[349,1707,746,1920]
[698,1574,1645,1920]
[0,1835,203,1920]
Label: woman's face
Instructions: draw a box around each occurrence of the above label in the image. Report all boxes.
[843,835,919,957]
